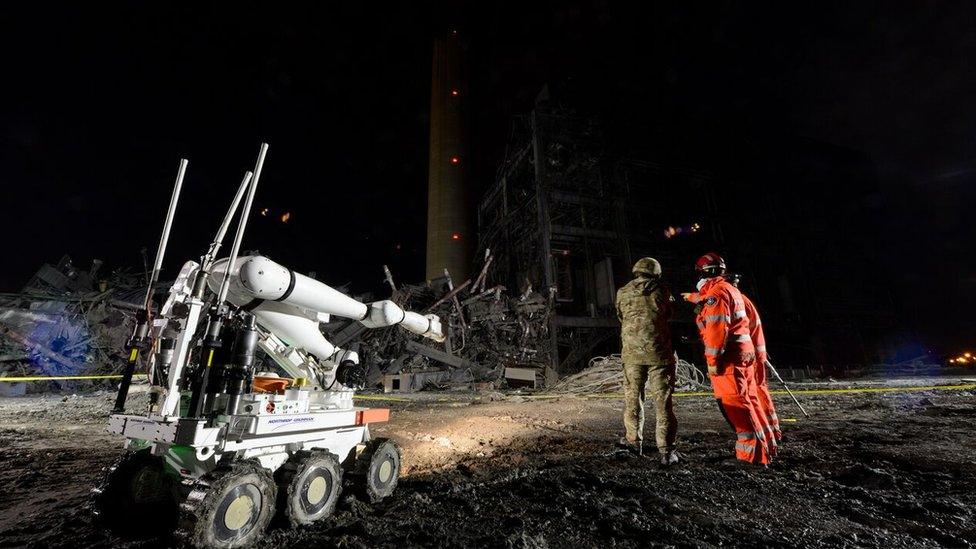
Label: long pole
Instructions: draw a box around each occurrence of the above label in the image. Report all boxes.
[114,158,188,413]
[190,144,268,418]
[144,159,188,310]
[766,359,809,417]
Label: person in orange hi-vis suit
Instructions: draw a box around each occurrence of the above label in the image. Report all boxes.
[729,274,781,446]
[685,253,773,465]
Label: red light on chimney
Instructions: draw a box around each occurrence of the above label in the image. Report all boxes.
[451,233,461,240]
[451,89,459,96]
[450,156,460,164]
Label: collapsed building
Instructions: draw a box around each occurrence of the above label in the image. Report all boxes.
[320,261,554,391]
[0,256,143,393]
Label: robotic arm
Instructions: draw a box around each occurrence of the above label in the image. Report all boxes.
[210,256,443,385]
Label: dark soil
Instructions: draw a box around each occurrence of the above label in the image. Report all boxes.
[1,382,974,548]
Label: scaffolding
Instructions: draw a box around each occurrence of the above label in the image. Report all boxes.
[478,103,719,375]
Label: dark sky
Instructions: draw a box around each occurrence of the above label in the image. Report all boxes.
[1,2,973,352]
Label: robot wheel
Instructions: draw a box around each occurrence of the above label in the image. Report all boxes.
[352,437,401,503]
[276,449,343,526]
[179,460,276,548]
[92,449,180,537]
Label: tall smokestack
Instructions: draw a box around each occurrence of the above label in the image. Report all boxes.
[425,30,471,281]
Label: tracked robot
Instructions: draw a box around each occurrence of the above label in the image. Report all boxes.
[93,144,443,547]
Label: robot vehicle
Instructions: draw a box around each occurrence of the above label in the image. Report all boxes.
[93,144,443,547]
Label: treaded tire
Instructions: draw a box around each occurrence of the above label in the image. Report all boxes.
[276,449,343,527]
[92,450,179,537]
[353,438,401,503]
[179,460,276,548]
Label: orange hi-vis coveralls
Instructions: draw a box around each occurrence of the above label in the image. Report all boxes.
[741,293,781,444]
[695,277,773,464]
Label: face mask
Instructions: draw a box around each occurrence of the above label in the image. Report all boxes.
[696,278,707,291]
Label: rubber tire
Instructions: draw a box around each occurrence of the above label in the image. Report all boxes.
[179,460,276,549]
[92,450,179,537]
[353,438,401,503]
[276,450,343,526]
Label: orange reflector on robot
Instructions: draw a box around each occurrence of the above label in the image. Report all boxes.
[356,408,390,425]
[253,376,291,394]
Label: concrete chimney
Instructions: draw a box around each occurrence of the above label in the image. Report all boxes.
[425,30,471,281]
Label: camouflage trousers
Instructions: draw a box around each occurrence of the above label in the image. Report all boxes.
[622,362,678,453]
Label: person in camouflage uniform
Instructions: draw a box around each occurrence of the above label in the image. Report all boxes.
[615,257,680,466]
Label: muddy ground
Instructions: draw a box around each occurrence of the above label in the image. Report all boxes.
[0,378,974,548]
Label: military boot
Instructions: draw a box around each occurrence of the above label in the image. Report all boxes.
[659,449,681,468]
[616,436,643,456]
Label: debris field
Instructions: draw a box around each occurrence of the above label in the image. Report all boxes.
[0,378,973,548]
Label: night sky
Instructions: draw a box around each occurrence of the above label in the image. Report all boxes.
[1,2,973,354]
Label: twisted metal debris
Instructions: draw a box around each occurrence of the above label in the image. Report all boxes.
[545,354,707,395]
[0,255,145,389]
[321,256,557,389]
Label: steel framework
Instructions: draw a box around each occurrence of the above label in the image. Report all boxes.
[478,103,719,375]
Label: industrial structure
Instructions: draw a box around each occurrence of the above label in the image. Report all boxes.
[425,30,473,281]
[477,94,720,375]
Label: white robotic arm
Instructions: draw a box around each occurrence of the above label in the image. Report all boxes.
[210,256,444,366]
[229,255,369,319]
[360,300,444,341]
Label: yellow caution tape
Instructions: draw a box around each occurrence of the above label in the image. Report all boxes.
[765,383,976,396]
[535,383,976,400]
[353,394,415,403]
[2,374,971,406]
[356,383,976,403]
[0,374,149,382]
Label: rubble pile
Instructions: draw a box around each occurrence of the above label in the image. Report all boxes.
[327,258,557,391]
[0,256,146,390]
[328,255,711,393]
[546,354,708,395]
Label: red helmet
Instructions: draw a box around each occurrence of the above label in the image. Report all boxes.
[695,252,726,274]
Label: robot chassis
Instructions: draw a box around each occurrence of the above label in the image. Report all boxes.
[92,144,444,547]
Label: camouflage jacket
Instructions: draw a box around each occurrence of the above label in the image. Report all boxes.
[615,277,674,365]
